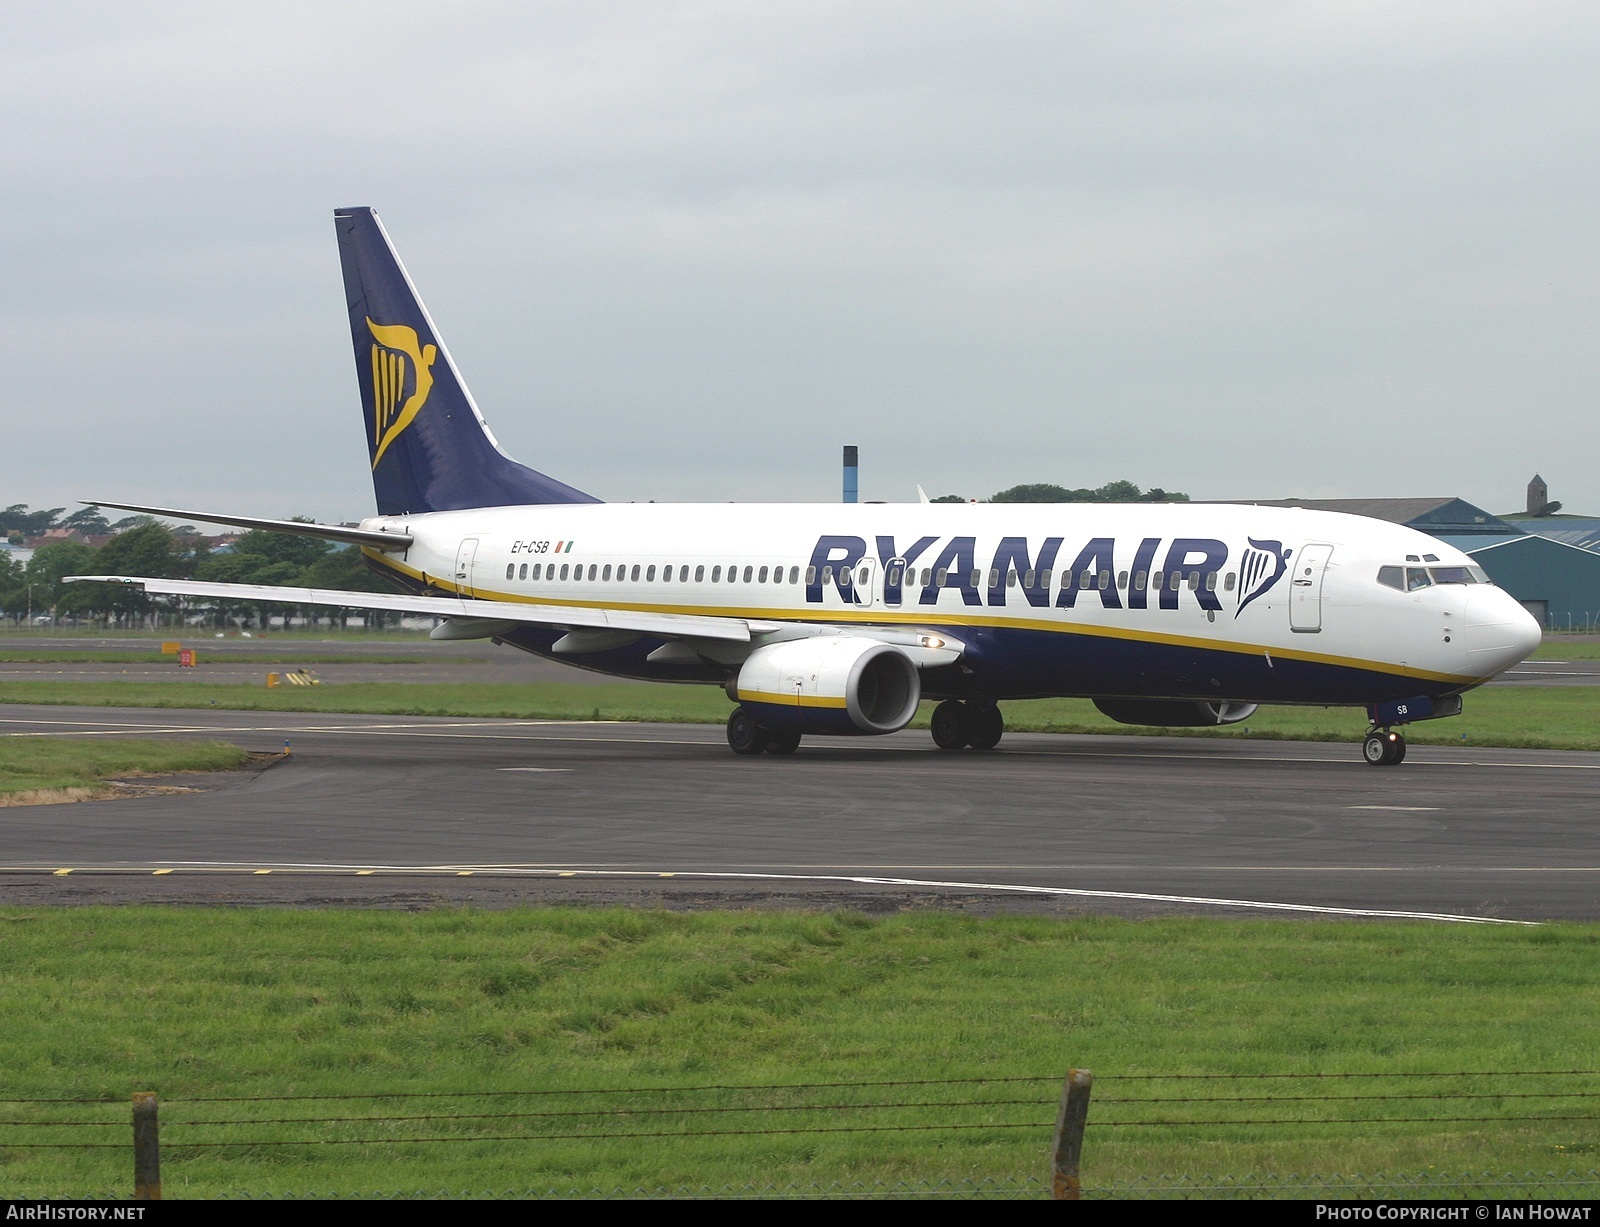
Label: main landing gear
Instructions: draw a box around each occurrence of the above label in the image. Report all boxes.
[1363,727,1407,767]
[726,707,802,756]
[930,700,1004,752]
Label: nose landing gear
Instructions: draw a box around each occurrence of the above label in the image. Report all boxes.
[1362,728,1407,766]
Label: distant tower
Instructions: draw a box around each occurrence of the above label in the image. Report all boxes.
[1527,474,1548,516]
[843,445,858,503]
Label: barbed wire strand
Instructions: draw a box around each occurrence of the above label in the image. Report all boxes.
[161,1121,1052,1147]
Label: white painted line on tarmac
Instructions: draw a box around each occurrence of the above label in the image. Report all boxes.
[1346,805,1441,812]
[497,767,572,773]
[30,860,1534,925]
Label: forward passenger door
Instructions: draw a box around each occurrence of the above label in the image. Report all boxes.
[1289,543,1333,632]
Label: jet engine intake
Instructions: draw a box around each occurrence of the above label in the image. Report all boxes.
[1093,698,1259,727]
[735,637,921,735]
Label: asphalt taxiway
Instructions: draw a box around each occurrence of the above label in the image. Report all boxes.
[2,704,1597,922]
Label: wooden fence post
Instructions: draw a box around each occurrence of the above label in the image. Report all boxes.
[1051,1068,1093,1200]
[132,1092,160,1200]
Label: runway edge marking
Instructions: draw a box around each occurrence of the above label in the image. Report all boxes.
[8,863,1536,926]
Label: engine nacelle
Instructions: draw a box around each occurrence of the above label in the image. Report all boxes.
[735,637,921,735]
[1093,699,1259,727]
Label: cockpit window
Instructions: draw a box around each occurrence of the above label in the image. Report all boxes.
[1377,566,1404,591]
[1406,567,1433,591]
[1429,566,1478,585]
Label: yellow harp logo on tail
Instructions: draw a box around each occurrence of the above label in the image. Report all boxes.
[366,319,437,469]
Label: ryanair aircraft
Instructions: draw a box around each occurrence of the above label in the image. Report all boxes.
[75,207,1542,766]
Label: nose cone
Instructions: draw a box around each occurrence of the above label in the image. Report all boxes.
[1463,587,1542,679]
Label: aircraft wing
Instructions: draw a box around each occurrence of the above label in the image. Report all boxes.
[66,575,771,642]
[85,502,413,552]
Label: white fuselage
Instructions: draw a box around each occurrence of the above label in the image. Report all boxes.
[357,501,1541,705]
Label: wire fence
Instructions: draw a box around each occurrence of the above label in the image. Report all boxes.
[11,1069,1600,1199]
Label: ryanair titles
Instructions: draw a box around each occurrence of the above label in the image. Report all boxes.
[804,533,1290,615]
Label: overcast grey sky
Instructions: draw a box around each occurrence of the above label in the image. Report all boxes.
[2,2,1596,522]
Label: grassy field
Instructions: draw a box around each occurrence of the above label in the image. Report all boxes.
[0,738,251,799]
[0,908,1597,1197]
[0,678,1595,750]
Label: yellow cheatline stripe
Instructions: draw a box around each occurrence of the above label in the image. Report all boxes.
[364,552,1477,687]
[737,689,847,709]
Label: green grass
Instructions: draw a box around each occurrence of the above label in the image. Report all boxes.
[1535,636,1600,660]
[0,738,251,796]
[1,679,1595,750]
[1,909,1598,1197]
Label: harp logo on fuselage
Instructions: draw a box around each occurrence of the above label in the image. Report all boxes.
[367,318,437,469]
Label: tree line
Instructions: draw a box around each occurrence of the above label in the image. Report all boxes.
[930,480,1190,504]
[0,513,397,629]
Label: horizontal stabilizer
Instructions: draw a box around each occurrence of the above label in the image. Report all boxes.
[65,575,758,642]
[86,502,413,551]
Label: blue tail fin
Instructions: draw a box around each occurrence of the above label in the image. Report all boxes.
[334,207,599,515]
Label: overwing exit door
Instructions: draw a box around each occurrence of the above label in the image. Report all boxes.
[454,538,479,598]
[1289,543,1333,632]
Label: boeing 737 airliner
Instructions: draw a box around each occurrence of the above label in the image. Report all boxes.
[73,207,1543,765]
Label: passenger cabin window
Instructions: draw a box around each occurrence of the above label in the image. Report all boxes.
[1222,572,1234,591]
[804,566,815,584]
[505,564,514,580]
[695,565,705,582]
[1134,571,1147,590]
[742,565,753,583]
[758,566,769,583]
[822,566,833,584]
[1150,570,1162,590]
[1406,567,1433,591]
[1117,571,1128,589]
[789,566,799,584]
[602,564,612,581]
[588,565,597,581]
[559,564,570,580]
[532,564,542,580]
[1377,566,1404,591]
[1099,571,1111,590]
[712,565,722,582]
[839,567,852,587]
[1204,572,1216,591]
[646,565,656,581]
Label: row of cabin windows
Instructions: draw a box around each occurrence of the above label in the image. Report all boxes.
[506,561,803,585]
[502,559,1239,595]
[882,566,1236,593]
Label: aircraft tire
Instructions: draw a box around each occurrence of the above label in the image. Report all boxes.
[968,704,1004,751]
[727,707,768,756]
[765,730,802,755]
[1363,729,1406,766]
[931,700,971,750]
